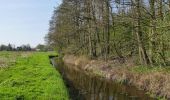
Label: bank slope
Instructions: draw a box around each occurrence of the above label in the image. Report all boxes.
[0,52,69,100]
[63,55,170,99]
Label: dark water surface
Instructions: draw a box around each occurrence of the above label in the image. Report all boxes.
[51,58,155,100]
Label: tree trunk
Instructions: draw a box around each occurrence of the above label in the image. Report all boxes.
[135,0,150,65]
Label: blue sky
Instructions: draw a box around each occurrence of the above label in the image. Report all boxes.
[0,0,62,47]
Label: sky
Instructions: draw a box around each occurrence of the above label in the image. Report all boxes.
[0,0,62,47]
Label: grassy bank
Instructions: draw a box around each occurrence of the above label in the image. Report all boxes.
[63,55,170,99]
[0,52,69,100]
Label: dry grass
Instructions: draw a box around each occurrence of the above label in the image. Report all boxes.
[0,52,36,69]
[63,55,170,99]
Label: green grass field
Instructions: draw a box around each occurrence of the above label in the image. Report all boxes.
[0,52,69,100]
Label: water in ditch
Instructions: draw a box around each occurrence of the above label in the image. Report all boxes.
[51,58,155,100]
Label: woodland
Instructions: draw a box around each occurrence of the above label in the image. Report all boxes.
[46,0,170,66]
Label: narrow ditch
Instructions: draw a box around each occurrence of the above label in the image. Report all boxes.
[50,57,155,100]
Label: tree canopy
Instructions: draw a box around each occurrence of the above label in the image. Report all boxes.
[46,0,170,66]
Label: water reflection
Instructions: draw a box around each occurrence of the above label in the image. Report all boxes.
[53,58,155,100]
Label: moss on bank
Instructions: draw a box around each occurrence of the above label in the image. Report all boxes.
[0,52,69,100]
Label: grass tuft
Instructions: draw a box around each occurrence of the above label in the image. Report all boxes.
[0,52,69,100]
